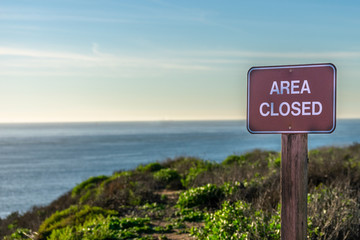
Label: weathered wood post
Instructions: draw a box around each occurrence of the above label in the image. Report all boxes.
[281,134,308,240]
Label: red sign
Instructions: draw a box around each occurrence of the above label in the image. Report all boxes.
[247,63,336,134]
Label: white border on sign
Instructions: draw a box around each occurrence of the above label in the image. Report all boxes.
[246,63,336,134]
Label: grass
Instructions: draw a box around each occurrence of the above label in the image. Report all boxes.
[1,143,360,239]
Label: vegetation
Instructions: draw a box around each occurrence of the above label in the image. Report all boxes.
[191,200,281,240]
[1,143,360,239]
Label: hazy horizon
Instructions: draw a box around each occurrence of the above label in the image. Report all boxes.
[0,117,359,125]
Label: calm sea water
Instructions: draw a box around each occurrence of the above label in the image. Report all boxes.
[0,120,359,218]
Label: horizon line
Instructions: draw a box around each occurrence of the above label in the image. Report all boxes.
[0,117,359,124]
[0,118,245,124]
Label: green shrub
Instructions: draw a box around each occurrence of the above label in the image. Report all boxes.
[47,216,172,240]
[136,162,163,172]
[268,153,281,169]
[109,216,151,230]
[95,171,160,207]
[181,166,206,188]
[176,208,205,222]
[221,181,244,196]
[308,144,360,188]
[180,161,219,188]
[153,224,173,233]
[191,201,280,240]
[177,184,224,209]
[3,228,32,240]
[153,168,181,189]
[162,157,209,175]
[38,205,117,239]
[79,188,97,204]
[153,169,179,182]
[97,171,133,194]
[223,151,275,169]
[223,155,247,166]
[140,202,165,211]
[72,175,109,198]
[307,183,360,239]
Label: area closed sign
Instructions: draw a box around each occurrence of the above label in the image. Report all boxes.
[247,63,336,133]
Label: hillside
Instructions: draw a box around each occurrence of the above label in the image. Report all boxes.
[1,144,360,239]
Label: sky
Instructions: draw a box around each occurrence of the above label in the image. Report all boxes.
[1,0,360,122]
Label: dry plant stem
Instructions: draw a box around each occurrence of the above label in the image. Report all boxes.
[281,134,308,240]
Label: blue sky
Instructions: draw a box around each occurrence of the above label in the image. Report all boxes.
[0,0,359,122]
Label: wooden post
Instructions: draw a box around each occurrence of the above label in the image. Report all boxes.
[281,134,308,240]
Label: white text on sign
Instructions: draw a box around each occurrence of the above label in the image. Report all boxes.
[259,80,322,117]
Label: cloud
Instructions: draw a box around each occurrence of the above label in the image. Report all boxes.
[0,47,96,61]
[0,2,210,25]
[0,46,216,77]
[174,50,360,59]
[4,46,360,62]
[2,46,360,77]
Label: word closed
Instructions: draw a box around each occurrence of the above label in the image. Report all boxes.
[247,64,336,134]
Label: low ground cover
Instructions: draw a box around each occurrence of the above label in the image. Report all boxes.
[1,144,360,239]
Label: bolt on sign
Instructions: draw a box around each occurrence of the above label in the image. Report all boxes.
[247,63,336,133]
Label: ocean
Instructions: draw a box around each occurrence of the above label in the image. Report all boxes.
[0,119,359,218]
